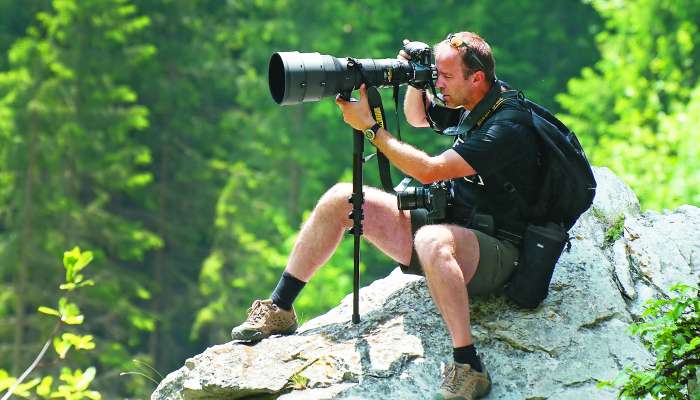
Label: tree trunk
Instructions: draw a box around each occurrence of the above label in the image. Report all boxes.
[14,113,38,374]
[149,131,169,369]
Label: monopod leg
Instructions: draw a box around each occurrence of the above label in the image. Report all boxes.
[349,128,364,324]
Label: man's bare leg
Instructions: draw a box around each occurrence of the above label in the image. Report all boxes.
[414,225,480,347]
[231,183,413,341]
[415,225,491,400]
[286,183,414,281]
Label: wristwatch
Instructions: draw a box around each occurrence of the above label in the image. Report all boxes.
[363,123,381,143]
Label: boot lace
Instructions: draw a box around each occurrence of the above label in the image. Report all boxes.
[442,364,460,392]
[442,363,477,395]
[246,300,274,324]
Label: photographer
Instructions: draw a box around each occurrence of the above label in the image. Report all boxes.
[231,32,540,399]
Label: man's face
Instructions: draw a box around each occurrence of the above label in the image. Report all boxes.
[434,45,474,109]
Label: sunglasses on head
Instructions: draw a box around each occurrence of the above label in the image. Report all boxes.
[445,33,488,73]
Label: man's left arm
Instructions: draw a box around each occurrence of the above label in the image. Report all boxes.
[335,84,475,184]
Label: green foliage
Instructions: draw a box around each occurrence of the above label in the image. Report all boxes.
[0,247,101,400]
[559,0,700,210]
[288,371,310,390]
[589,207,625,246]
[49,367,101,400]
[0,2,604,392]
[604,214,625,245]
[600,284,700,399]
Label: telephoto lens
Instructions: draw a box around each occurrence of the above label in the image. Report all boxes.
[268,51,433,105]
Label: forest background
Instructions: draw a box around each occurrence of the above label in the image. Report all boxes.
[0,0,698,398]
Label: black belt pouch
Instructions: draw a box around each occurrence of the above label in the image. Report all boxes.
[504,222,568,309]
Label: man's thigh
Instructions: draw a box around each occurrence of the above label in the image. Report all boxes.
[400,218,519,296]
[361,186,413,266]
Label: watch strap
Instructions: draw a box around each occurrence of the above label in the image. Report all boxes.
[365,123,380,142]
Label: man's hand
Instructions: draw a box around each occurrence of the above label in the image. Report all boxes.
[335,84,376,131]
[400,39,432,128]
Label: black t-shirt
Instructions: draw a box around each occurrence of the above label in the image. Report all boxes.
[428,95,541,236]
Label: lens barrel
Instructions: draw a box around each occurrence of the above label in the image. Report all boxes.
[269,52,415,105]
[397,186,431,210]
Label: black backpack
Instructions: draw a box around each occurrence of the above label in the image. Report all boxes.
[496,92,597,230]
[491,91,597,308]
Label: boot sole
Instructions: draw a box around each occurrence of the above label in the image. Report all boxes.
[231,321,298,342]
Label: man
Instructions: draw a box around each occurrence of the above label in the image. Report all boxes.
[230,31,541,399]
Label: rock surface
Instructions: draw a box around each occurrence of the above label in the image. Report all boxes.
[152,167,700,400]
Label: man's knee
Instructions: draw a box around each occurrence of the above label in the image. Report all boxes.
[318,183,351,208]
[414,225,455,269]
[317,183,353,226]
[414,225,478,272]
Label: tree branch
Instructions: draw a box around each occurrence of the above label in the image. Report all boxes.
[1,321,61,400]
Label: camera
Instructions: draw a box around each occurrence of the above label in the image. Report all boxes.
[268,41,437,105]
[397,181,453,223]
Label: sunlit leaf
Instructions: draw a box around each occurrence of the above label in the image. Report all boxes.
[38,306,60,317]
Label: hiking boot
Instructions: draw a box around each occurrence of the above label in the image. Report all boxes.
[434,360,492,400]
[230,299,298,342]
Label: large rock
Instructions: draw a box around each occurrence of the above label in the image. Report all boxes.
[152,167,700,400]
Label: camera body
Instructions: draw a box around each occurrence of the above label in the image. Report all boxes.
[397,180,453,223]
[402,41,436,90]
[397,180,497,235]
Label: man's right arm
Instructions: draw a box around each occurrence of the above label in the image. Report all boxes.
[404,86,430,128]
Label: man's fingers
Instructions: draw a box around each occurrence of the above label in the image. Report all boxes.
[335,94,346,105]
[403,38,410,45]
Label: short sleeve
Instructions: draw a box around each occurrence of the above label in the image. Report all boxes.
[427,101,462,132]
[452,122,526,175]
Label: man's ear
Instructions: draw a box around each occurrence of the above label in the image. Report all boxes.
[471,70,486,84]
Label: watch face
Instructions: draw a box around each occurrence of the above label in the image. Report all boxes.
[364,129,375,141]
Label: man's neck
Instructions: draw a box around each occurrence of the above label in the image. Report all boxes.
[460,81,504,130]
[463,82,493,110]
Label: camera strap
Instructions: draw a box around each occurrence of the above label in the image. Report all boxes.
[366,86,398,194]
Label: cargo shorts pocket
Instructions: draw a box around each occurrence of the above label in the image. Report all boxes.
[467,229,519,296]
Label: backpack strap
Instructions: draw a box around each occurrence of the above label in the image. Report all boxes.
[473,90,541,223]
[494,102,575,225]
[491,106,541,221]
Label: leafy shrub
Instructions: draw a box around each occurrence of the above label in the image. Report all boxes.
[0,247,101,400]
[602,283,700,399]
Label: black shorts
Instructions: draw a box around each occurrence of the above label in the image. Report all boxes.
[399,209,519,296]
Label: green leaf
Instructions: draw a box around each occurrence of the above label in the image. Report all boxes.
[689,336,700,350]
[63,247,93,284]
[0,370,15,392]
[13,377,40,397]
[60,333,95,351]
[84,390,102,400]
[62,314,85,325]
[38,306,60,317]
[63,247,80,281]
[59,283,77,291]
[53,337,72,359]
[36,376,53,397]
[77,280,95,288]
[75,335,95,351]
[72,250,93,273]
[75,367,96,391]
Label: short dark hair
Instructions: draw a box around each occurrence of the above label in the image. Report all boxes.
[439,32,496,82]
